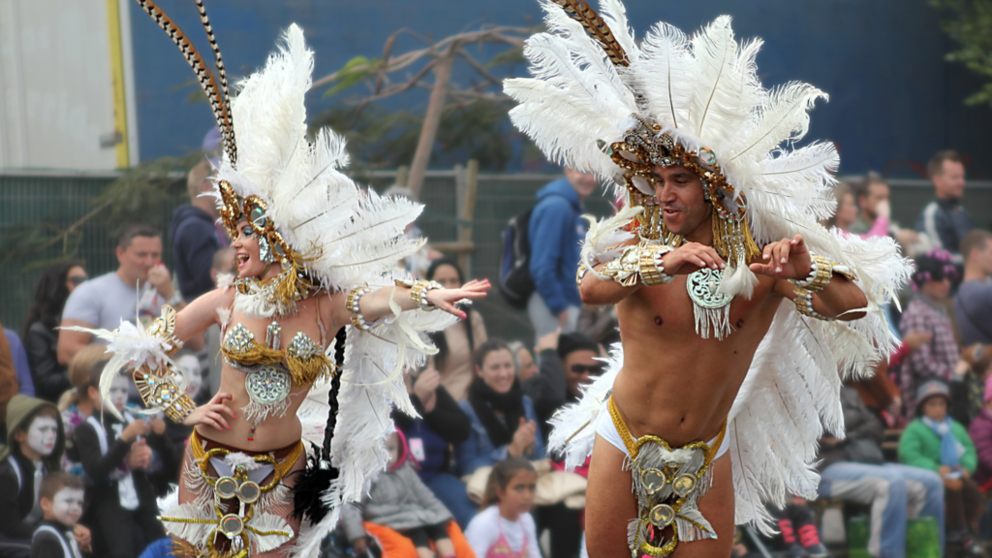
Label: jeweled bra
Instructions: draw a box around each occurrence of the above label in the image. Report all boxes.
[222,321,334,425]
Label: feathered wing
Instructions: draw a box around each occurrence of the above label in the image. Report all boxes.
[729,231,910,531]
[292,303,455,556]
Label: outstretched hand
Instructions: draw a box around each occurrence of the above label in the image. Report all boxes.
[183,392,236,430]
[749,234,813,280]
[426,278,491,320]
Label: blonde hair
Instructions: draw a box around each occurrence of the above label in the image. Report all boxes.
[68,344,110,403]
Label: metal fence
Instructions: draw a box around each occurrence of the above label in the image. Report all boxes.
[2,170,992,345]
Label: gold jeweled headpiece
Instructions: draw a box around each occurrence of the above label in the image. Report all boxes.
[606,117,760,265]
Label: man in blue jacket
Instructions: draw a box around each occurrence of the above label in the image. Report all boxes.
[169,158,224,302]
[527,168,597,341]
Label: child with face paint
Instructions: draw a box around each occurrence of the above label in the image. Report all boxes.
[32,472,88,558]
[0,395,75,555]
[72,359,178,558]
[59,344,113,477]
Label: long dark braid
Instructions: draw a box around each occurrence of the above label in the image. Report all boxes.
[292,326,345,523]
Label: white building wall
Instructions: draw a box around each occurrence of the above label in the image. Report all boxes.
[0,0,135,170]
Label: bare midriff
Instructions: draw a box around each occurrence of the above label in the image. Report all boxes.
[610,274,782,448]
[196,298,327,452]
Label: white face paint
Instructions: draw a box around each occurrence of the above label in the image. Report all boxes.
[26,416,58,457]
[50,487,84,526]
[109,375,130,412]
[176,354,203,398]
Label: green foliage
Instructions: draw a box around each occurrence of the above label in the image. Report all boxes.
[323,55,380,97]
[929,0,992,106]
[94,154,194,234]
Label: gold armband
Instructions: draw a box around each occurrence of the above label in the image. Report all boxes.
[792,286,834,321]
[409,280,442,311]
[147,305,183,355]
[791,254,856,293]
[346,286,373,331]
[601,242,674,287]
[133,367,196,423]
[638,243,675,286]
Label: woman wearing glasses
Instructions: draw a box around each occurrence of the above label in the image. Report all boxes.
[23,262,87,403]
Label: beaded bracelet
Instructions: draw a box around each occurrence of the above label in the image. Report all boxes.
[792,286,834,321]
[133,368,196,423]
[346,286,373,331]
[409,280,443,311]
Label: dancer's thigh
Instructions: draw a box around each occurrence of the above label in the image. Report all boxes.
[671,453,734,558]
[584,435,636,558]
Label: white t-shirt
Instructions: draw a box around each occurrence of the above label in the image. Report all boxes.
[464,505,542,558]
[62,272,164,329]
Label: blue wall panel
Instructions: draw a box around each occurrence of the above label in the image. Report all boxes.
[130,0,992,178]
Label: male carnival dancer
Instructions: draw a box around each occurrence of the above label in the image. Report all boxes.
[504,1,911,557]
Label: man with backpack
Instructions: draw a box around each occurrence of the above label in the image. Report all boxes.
[526,169,596,341]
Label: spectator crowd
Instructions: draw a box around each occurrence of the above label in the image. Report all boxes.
[0,147,989,558]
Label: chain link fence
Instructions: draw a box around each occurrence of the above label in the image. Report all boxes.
[2,170,991,345]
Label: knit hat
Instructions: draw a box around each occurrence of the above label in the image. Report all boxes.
[915,379,951,412]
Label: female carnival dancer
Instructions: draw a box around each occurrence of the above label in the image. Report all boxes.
[503,1,911,556]
[68,2,490,556]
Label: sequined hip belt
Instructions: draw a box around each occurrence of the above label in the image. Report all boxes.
[607,396,726,558]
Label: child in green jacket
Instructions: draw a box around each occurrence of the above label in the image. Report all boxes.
[898,379,984,554]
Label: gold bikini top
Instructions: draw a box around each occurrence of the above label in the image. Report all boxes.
[222,321,334,387]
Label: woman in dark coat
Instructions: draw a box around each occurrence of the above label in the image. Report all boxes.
[22,262,86,402]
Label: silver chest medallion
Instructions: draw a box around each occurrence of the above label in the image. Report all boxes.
[686,268,733,340]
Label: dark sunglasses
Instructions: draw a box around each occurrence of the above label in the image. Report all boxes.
[570,364,603,375]
[68,275,88,286]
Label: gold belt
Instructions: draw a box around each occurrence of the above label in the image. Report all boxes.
[189,430,304,490]
[607,395,726,461]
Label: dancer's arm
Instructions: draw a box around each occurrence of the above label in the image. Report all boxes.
[754,235,868,321]
[173,287,235,341]
[346,279,491,324]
